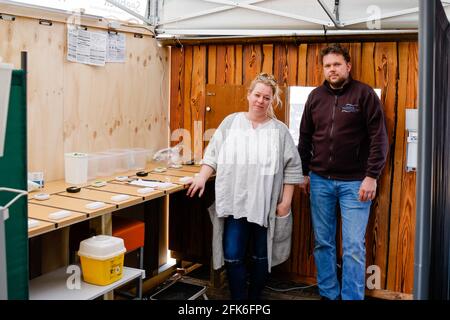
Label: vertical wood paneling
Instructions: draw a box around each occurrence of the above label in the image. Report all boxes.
[367,42,398,287]
[226,45,236,84]
[216,45,235,85]
[306,43,325,86]
[287,45,298,86]
[274,44,297,86]
[387,42,417,293]
[207,45,217,85]
[289,43,314,277]
[235,45,243,85]
[361,43,376,87]
[215,46,226,85]
[170,47,185,145]
[191,46,207,162]
[273,44,288,86]
[183,46,194,151]
[243,44,262,85]
[297,44,308,86]
[262,44,274,75]
[349,43,362,80]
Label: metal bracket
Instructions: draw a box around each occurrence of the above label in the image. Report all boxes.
[0,187,28,221]
[106,0,154,26]
[39,19,53,26]
[0,13,16,21]
[317,0,343,28]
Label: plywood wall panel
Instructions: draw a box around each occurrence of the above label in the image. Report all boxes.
[63,33,169,157]
[0,17,64,181]
[0,14,169,181]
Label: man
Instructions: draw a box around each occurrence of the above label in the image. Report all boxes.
[298,44,388,300]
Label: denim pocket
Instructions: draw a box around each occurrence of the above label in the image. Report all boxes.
[274,210,293,243]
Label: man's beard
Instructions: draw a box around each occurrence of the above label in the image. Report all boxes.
[329,77,345,89]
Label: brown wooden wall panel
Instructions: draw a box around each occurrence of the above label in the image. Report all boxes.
[387,42,418,293]
[243,44,263,85]
[297,44,308,86]
[235,45,243,85]
[366,43,398,287]
[170,47,185,138]
[208,45,217,85]
[262,44,274,75]
[170,39,418,294]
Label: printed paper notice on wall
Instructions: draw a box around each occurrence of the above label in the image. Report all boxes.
[107,33,126,63]
[67,27,107,67]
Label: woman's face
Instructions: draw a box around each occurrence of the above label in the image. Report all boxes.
[247,82,273,116]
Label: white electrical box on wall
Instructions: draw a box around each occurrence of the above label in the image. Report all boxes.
[0,63,13,158]
[405,109,418,172]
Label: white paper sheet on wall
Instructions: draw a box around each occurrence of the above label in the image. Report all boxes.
[106,33,126,63]
[67,27,107,66]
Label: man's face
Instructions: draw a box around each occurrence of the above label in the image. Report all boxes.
[322,53,352,88]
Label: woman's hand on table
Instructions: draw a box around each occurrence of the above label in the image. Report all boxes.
[186,176,207,198]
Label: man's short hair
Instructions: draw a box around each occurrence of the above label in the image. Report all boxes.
[320,44,351,64]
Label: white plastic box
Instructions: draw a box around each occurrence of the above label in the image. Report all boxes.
[87,154,100,180]
[65,152,88,185]
[128,148,150,170]
[95,152,117,177]
[107,149,132,172]
[0,63,13,157]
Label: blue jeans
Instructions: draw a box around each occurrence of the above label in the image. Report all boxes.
[223,216,268,300]
[309,172,371,300]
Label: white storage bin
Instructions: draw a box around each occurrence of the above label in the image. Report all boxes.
[87,154,100,180]
[65,152,88,185]
[0,63,13,157]
[95,152,116,177]
[128,148,150,170]
[107,149,131,172]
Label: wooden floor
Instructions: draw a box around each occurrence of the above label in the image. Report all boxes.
[144,264,321,300]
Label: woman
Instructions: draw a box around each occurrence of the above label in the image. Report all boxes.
[187,73,303,300]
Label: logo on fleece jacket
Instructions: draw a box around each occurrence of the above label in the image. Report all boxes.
[341,103,360,113]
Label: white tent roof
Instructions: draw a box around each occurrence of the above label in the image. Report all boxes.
[156,0,450,38]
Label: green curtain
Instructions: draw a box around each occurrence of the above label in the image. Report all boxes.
[0,70,28,299]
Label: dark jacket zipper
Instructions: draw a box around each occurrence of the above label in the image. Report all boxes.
[327,95,338,179]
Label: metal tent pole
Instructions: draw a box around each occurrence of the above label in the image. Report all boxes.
[414,0,436,300]
[0,208,7,300]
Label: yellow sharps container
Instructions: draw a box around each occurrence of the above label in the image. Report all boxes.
[78,235,126,286]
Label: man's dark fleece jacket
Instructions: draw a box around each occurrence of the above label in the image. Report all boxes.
[298,77,388,181]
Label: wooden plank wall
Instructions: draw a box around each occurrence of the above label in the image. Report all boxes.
[170,41,418,293]
[0,13,169,181]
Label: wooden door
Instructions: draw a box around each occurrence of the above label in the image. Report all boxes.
[205,84,289,134]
